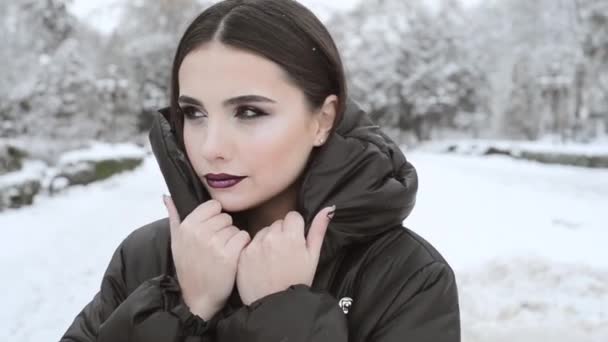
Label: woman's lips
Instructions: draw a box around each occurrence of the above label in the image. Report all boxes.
[205,176,246,189]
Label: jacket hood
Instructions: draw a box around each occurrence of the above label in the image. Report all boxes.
[149,98,418,266]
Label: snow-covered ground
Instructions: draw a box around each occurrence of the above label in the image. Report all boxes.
[1,148,607,341]
[0,156,168,341]
[405,151,608,342]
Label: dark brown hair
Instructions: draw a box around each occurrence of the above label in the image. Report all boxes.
[169,0,347,148]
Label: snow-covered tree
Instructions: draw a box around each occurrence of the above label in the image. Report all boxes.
[577,0,608,136]
[110,0,206,132]
[330,0,487,141]
[1,0,76,130]
[1,0,210,143]
[462,0,587,140]
[4,0,605,145]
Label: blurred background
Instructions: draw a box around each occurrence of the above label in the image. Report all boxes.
[1,0,607,341]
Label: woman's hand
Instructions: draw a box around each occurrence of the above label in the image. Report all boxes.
[236,206,335,305]
[163,196,251,320]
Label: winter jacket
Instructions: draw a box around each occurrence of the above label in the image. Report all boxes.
[61,98,460,342]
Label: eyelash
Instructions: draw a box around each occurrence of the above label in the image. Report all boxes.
[181,105,268,121]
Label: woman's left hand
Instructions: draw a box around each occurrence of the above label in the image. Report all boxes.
[236,206,335,305]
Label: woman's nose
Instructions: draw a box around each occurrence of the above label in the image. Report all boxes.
[201,118,231,160]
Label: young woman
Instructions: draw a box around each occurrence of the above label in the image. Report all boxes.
[62,1,459,341]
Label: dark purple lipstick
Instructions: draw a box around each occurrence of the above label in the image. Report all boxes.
[204,173,246,189]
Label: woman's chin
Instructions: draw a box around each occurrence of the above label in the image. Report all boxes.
[210,194,256,213]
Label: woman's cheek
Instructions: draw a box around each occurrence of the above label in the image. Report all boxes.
[247,118,287,148]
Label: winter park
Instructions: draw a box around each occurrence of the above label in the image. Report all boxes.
[2,0,608,341]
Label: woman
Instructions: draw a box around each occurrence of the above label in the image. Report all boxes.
[61,0,459,341]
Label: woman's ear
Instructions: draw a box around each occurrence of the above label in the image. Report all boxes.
[313,94,338,146]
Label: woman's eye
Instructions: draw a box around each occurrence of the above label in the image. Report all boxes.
[236,106,267,120]
[181,105,267,121]
[182,106,206,120]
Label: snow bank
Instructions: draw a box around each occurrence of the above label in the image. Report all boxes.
[416,139,608,168]
[0,160,46,189]
[0,142,148,210]
[58,141,147,165]
[418,138,608,156]
[0,160,46,210]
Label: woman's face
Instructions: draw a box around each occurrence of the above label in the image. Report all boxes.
[178,42,335,213]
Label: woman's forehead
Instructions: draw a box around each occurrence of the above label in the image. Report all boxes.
[180,43,285,82]
[178,43,299,104]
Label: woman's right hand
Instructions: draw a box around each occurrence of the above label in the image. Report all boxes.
[163,196,251,320]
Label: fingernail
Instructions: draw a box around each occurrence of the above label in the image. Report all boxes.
[326,205,336,220]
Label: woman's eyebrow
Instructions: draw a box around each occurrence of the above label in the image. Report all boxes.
[178,94,276,110]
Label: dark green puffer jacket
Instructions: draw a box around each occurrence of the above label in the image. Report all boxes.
[61,98,460,341]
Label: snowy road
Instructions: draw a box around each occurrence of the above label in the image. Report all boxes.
[2,150,607,341]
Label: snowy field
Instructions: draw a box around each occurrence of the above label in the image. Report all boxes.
[1,149,607,341]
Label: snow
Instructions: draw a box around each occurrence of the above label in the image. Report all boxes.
[406,151,608,269]
[458,257,608,342]
[0,160,46,188]
[418,138,608,157]
[58,141,147,165]
[1,157,168,341]
[2,150,607,341]
[66,0,125,35]
[405,151,608,342]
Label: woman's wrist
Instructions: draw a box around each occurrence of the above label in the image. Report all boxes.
[183,295,221,321]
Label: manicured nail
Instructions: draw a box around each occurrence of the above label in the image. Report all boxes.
[326,205,336,220]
